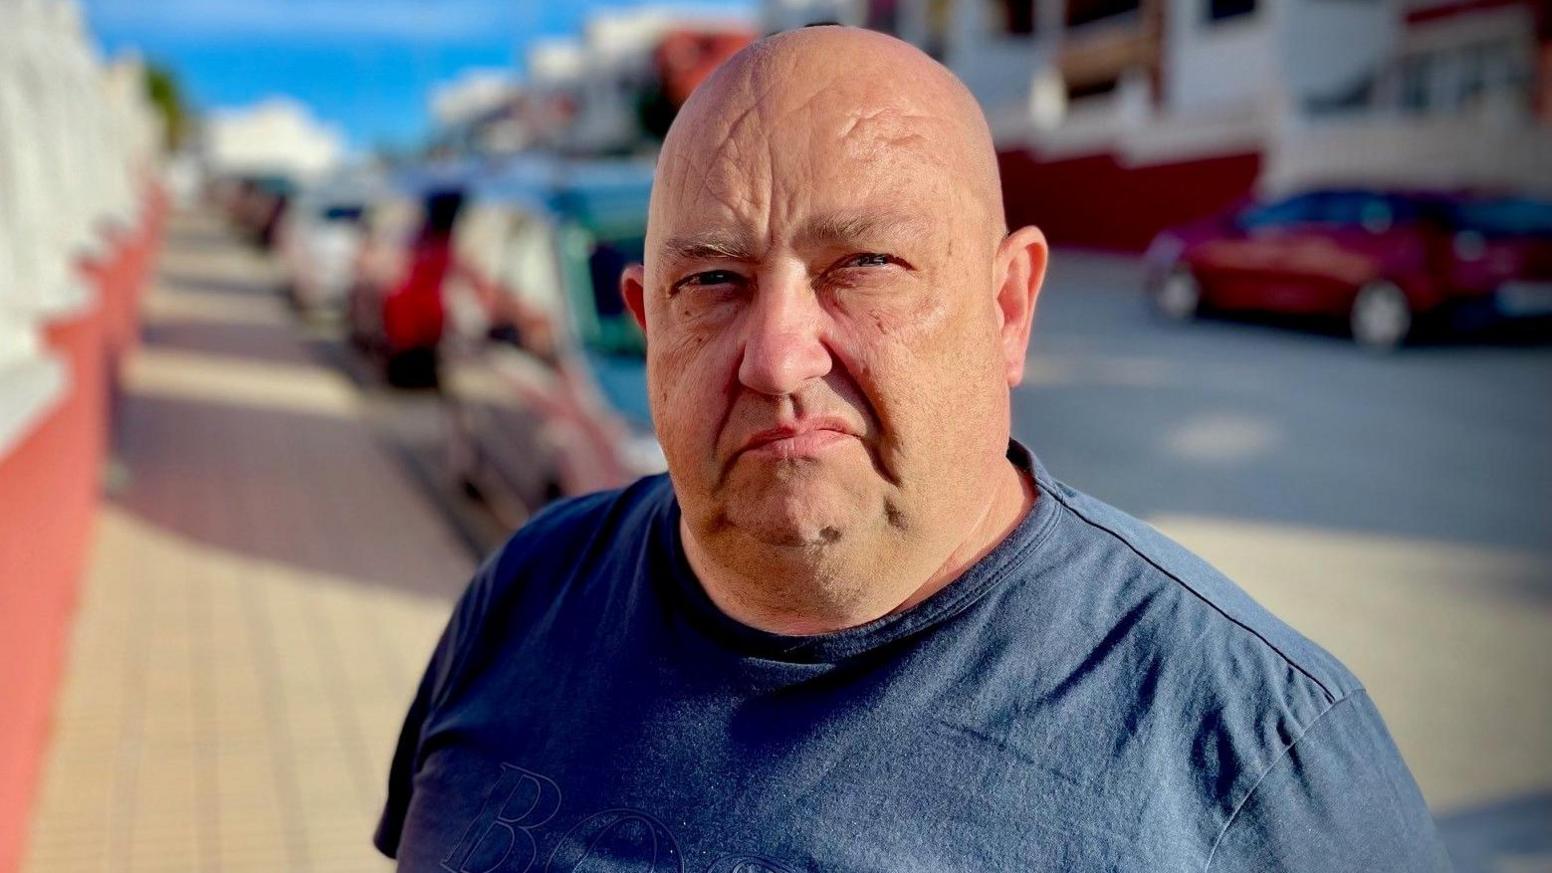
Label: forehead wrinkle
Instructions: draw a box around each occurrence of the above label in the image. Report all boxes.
[796,210,935,250]
[661,87,801,249]
[664,42,805,179]
[839,106,935,140]
[661,229,761,265]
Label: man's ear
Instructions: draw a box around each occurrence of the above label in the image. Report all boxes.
[993,225,1047,387]
[621,263,648,336]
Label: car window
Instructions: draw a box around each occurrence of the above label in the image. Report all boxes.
[1452,198,1552,237]
[1318,192,1410,232]
[584,235,647,357]
[421,190,464,238]
[321,204,364,223]
[1237,193,1322,229]
[588,237,644,318]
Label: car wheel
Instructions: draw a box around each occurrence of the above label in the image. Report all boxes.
[1350,280,1412,350]
[1155,269,1202,321]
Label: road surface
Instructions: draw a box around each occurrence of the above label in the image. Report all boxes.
[1015,252,1552,866]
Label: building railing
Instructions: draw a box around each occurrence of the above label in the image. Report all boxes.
[0,0,158,458]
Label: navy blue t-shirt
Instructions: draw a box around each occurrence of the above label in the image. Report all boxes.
[377,445,1449,872]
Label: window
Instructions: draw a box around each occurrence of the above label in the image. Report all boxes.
[1451,198,1552,237]
[1318,192,1411,232]
[1206,0,1255,23]
[1066,77,1120,101]
[1237,193,1322,230]
[584,235,648,358]
[1458,43,1488,108]
[1398,54,1432,113]
[866,0,899,31]
[992,0,1036,35]
[322,204,365,223]
[586,236,643,320]
[1065,0,1139,28]
[422,190,465,237]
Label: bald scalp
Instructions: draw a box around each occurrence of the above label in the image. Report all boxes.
[653,26,1008,247]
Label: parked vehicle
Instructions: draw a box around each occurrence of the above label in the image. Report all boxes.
[438,159,663,521]
[276,172,383,316]
[216,174,294,249]
[1144,189,1552,349]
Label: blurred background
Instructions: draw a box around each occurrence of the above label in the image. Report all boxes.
[1,0,1549,870]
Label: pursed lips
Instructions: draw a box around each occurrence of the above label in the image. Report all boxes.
[737,418,858,459]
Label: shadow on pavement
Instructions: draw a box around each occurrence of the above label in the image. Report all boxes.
[141,318,321,368]
[1438,792,1552,873]
[110,389,472,599]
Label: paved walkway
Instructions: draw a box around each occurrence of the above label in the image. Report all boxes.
[22,211,475,873]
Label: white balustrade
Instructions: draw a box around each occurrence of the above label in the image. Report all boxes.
[0,0,161,457]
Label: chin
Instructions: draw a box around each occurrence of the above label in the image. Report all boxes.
[720,464,862,547]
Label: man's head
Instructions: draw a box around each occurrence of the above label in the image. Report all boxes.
[622,26,1046,607]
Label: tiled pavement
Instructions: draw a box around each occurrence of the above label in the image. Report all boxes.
[22,212,476,873]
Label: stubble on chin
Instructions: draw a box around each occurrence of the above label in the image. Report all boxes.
[713,455,895,552]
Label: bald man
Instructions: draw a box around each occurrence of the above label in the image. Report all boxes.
[378,28,1449,872]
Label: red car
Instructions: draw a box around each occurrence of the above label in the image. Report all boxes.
[1145,190,1552,348]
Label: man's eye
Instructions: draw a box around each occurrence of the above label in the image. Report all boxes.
[842,253,894,268]
[676,270,742,290]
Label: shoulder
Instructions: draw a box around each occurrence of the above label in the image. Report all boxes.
[1012,475,1391,824]
[1020,477,1432,854]
[1205,689,1448,870]
[431,475,674,685]
[1039,476,1362,706]
[473,473,674,603]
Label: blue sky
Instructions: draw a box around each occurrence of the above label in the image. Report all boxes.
[81,0,754,151]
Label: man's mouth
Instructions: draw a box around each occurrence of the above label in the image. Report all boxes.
[738,418,856,460]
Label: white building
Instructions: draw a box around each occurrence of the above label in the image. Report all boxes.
[1266,0,1551,195]
[432,69,521,128]
[428,68,530,156]
[766,0,1552,247]
[525,4,758,155]
[203,97,346,182]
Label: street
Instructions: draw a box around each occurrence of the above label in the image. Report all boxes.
[1017,252,1552,858]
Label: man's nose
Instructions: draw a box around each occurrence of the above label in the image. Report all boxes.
[738,270,831,396]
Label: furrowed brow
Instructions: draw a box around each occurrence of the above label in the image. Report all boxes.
[795,212,930,249]
[660,231,759,264]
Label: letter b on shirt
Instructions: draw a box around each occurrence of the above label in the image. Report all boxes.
[442,764,563,873]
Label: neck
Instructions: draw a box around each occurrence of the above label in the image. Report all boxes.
[680,460,1037,636]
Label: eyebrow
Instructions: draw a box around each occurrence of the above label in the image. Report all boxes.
[661,230,760,264]
[794,211,931,250]
[660,211,931,265]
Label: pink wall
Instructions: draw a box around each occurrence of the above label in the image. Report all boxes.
[0,189,164,873]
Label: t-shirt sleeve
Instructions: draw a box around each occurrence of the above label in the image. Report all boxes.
[1206,690,1453,872]
[373,553,500,859]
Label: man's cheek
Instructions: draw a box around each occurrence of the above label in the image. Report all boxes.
[655,310,732,370]
[833,282,950,344]
[660,386,721,455]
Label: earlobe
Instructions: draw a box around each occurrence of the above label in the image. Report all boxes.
[621,264,648,335]
[995,226,1047,387]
